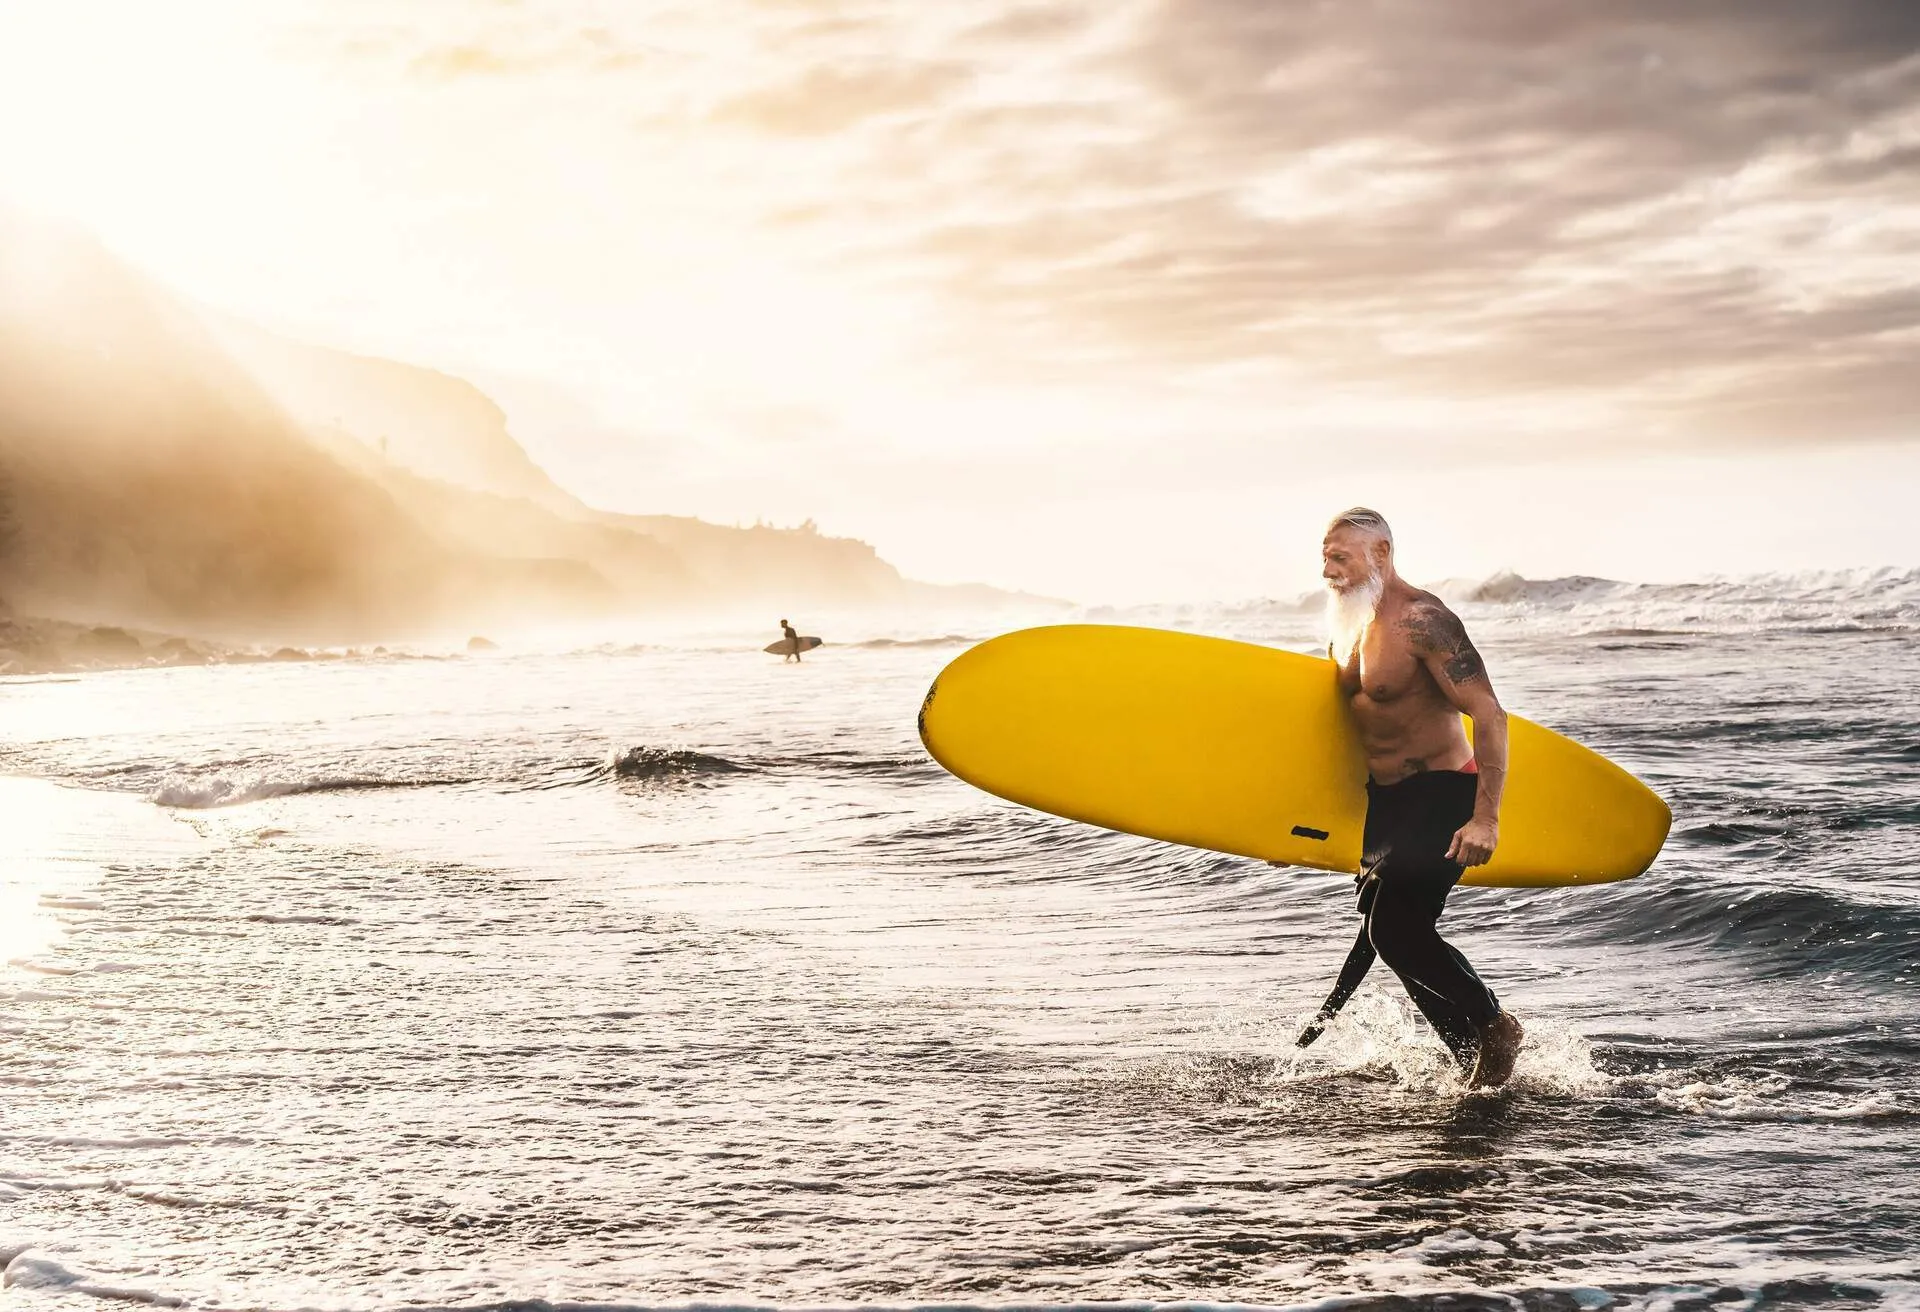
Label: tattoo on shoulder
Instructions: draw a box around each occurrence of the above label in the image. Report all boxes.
[1402,600,1487,685]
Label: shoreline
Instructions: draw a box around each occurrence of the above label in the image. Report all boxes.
[0,614,476,677]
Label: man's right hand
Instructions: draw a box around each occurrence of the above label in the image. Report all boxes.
[1446,815,1498,867]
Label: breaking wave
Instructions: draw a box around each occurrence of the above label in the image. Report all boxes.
[148,773,454,809]
[851,634,980,649]
[605,745,749,780]
[1080,567,1920,643]
[1436,566,1920,633]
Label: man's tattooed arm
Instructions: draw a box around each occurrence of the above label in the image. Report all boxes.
[1405,598,1509,850]
[1403,602,1487,686]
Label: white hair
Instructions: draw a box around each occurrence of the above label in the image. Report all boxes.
[1327,506,1393,549]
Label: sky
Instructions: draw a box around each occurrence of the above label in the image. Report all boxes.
[1,0,1916,602]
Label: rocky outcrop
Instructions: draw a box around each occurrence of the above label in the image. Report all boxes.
[0,206,1025,647]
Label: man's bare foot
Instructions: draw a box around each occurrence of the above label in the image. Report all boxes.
[1468,1012,1524,1089]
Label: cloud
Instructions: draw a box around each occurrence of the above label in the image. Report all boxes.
[309,6,660,81]
[283,0,1920,458]
[729,0,1920,448]
[404,30,653,80]
[709,62,972,136]
[958,4,1098,49]
[410,43,519,78]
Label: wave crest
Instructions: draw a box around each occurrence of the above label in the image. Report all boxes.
[1434,566,1920,633]
[1542,875,1920,981]
[149,773,441,809]
[608,746,747,780]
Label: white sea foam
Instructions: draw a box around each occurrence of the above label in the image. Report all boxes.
[1623,1069,1914,1122]
[2,1250,186,1307]
[1392,1227,1510,1261]
[1283,991,1607,1098]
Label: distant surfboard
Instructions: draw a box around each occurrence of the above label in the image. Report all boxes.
[918,625,1671,888]
[765,636,824,656]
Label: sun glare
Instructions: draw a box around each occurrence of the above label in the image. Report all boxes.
[0,785,81,967]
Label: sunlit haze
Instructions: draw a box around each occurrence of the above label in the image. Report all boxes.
[5,8,1920,1303]
[3,0,1915,601]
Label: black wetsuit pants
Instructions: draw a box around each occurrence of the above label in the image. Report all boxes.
[1306,770,1501,1066]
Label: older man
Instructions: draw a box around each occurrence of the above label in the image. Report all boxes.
[1305,507,1525,1088]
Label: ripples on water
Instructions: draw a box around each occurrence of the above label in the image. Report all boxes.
[2,596,1917,1309]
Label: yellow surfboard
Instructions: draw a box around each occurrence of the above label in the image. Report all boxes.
[918,625,1670,888]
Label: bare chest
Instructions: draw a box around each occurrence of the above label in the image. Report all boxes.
[1337,630,1430,706]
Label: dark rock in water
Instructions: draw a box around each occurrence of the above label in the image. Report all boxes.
[152,637,212,667]
[0,620,72,670]
[76,626,144,660]
[467,636,499,652]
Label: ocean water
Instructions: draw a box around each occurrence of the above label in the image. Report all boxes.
[3,573,1918,1311]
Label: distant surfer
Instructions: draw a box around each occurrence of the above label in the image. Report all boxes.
[1303,507,1526,1088]
[779,618,803,662]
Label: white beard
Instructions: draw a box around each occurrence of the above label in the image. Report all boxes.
[1326,571,1384,664]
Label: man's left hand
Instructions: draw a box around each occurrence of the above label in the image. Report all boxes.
[1447,817,1498,867]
